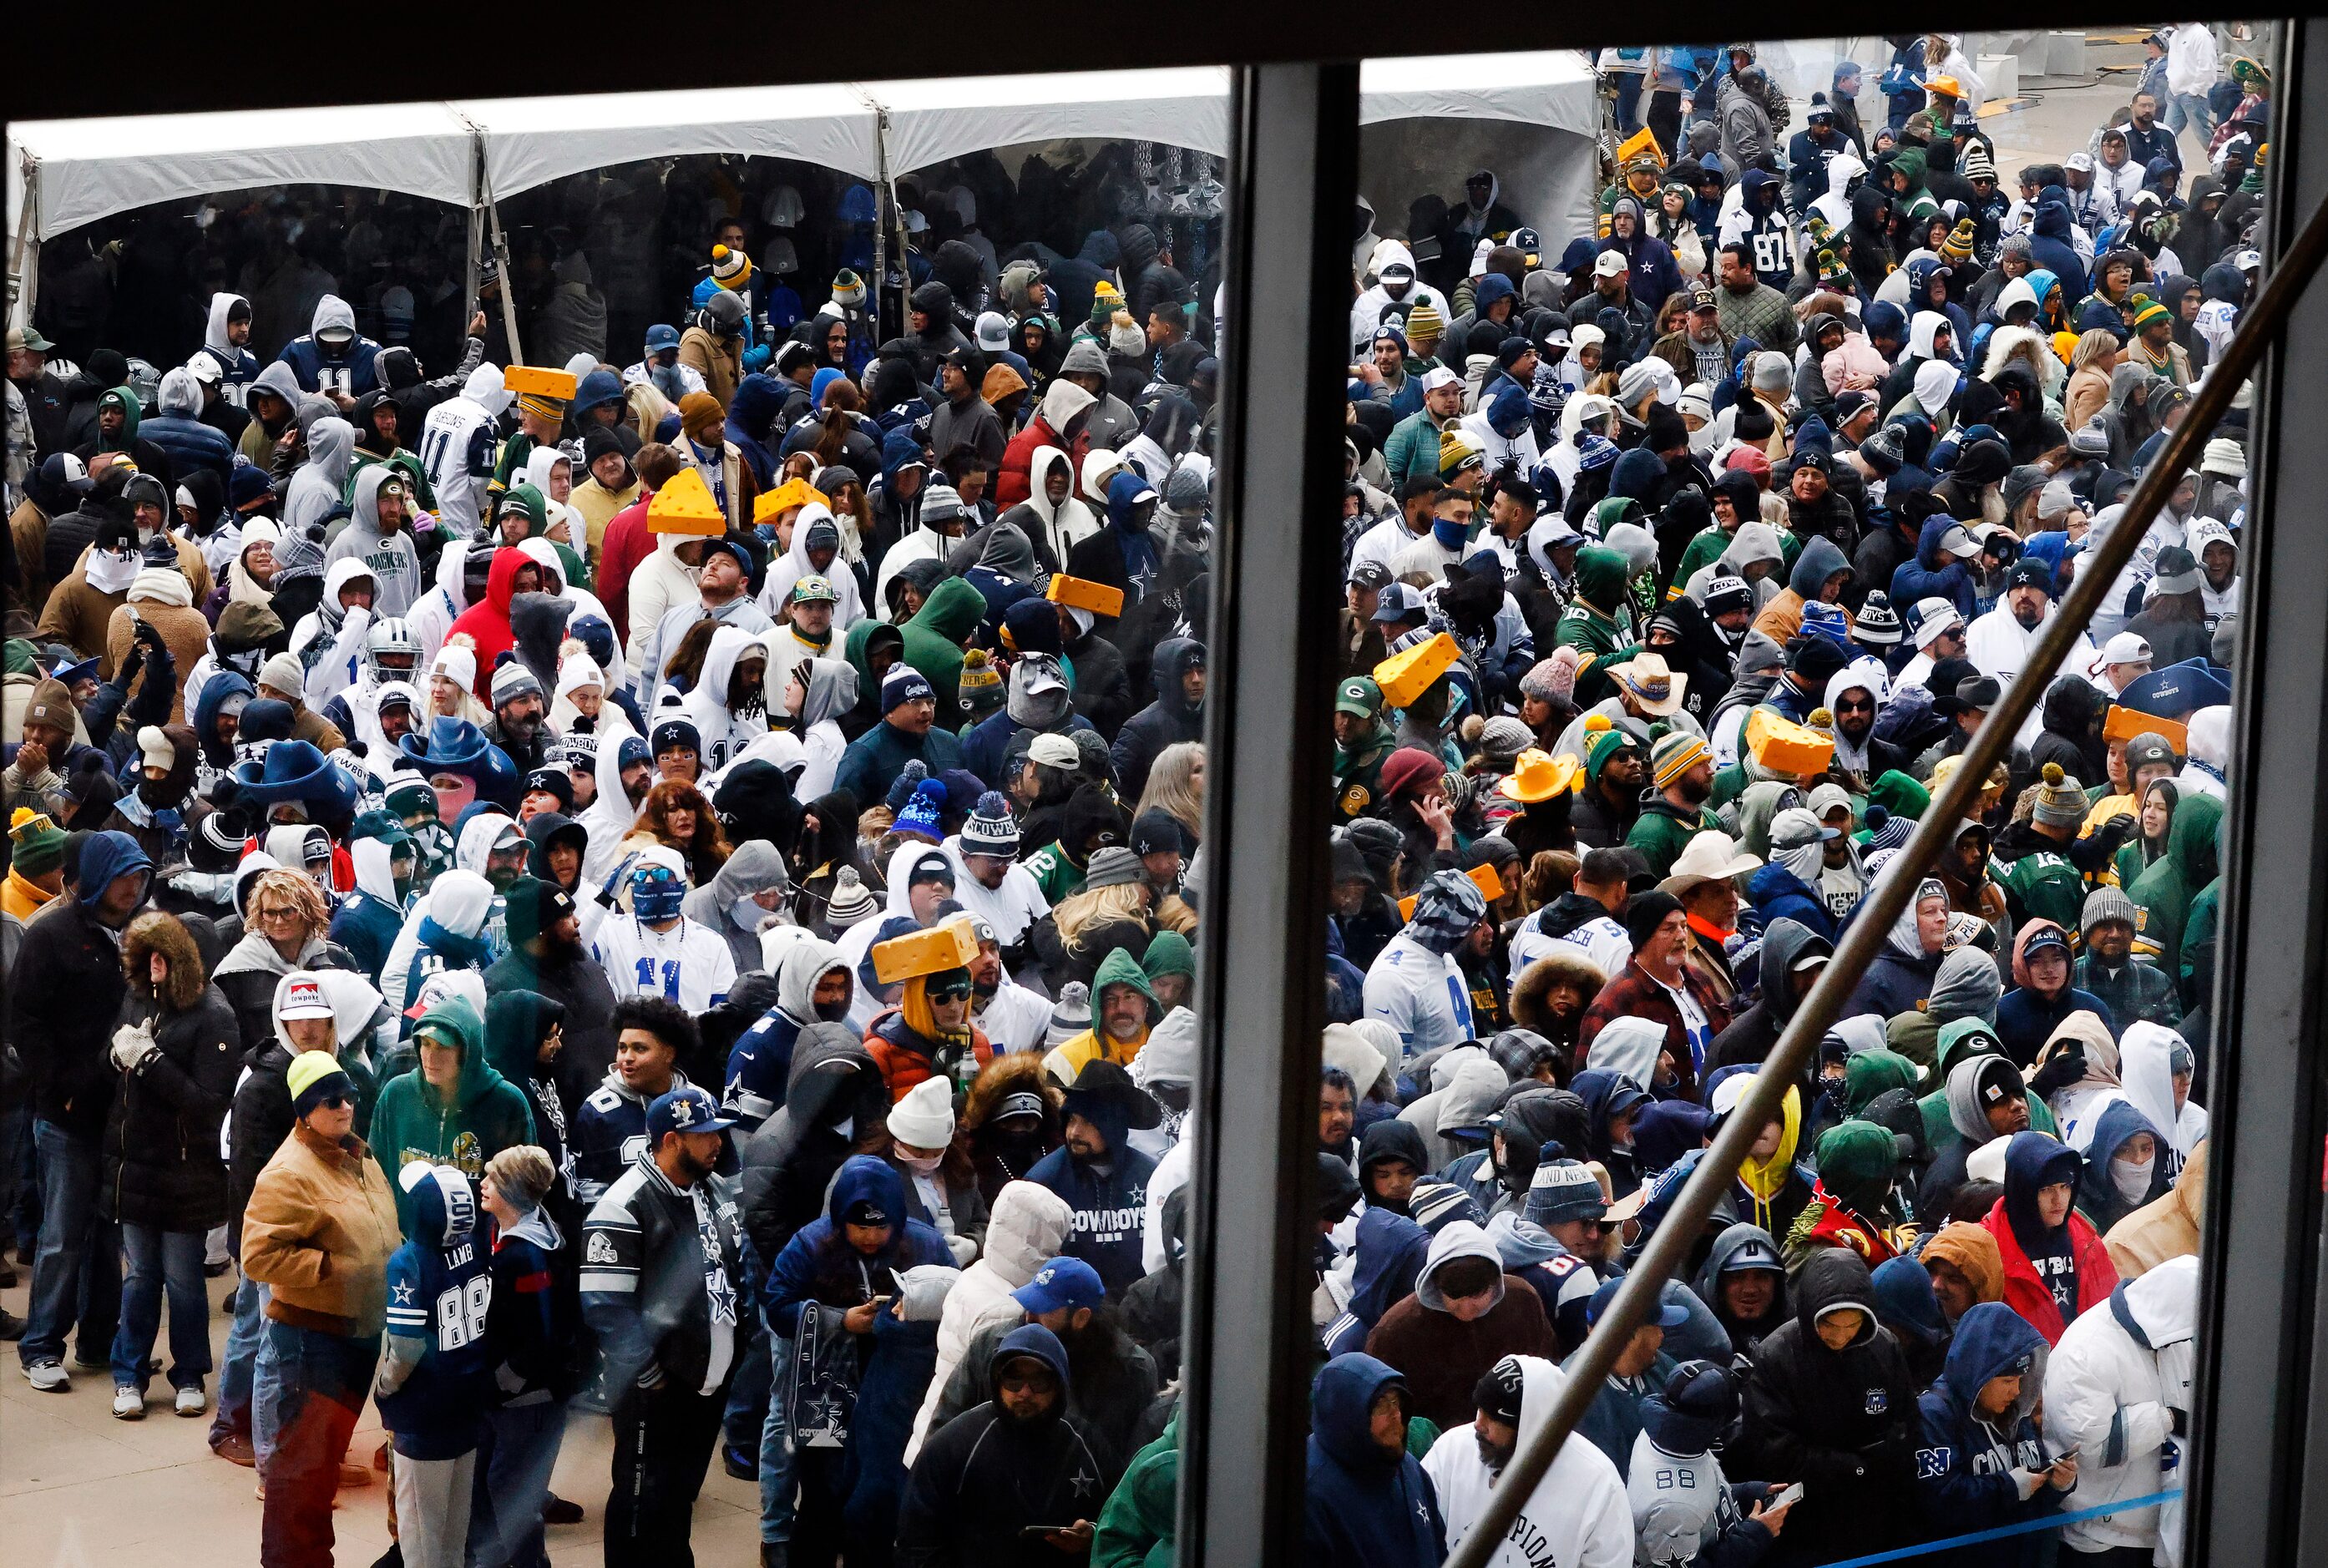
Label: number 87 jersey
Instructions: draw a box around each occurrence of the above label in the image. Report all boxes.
[378,1164,497,1452]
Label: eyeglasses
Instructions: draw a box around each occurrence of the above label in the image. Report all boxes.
[256,906,302,923]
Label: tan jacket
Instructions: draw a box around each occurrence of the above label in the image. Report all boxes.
[104,597,212,717]
[2105,1137,2204,1278]
[677,325,741,409]
[241,1120,401,1336]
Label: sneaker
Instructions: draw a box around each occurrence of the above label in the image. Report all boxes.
[722,1444,757,1481]
[175,1385,208,1417]
[541,1493,584,1525]
[23,1361,68,1392]
[112,1386,144,1419]
[203,1258,230,1278]
[212,1433,257,1468]
[337,1460,375,1489]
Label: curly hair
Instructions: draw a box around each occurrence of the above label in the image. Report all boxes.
[246,867,331,941]
[630,780,730,868]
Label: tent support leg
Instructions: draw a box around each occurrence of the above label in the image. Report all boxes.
[483,175,523,366]
[464,143,482,327]
[8,166,38,332]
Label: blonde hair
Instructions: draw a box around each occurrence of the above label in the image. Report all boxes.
[1054,882,1152,944]
[248,868,329,937]
[1138,741,1206,842]
[485,1146,557,1210]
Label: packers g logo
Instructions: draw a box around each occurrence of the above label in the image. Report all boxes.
[1340,785,1371,815]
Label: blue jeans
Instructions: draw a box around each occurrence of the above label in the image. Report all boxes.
[2165,90,2214,143]
[465,1397,565,1568]
[1612,75,1643,135]
[258,1321,379,1568]
[111,1224,211,1391]
[757,1326,797,1544]
[213,1274,271,1452]
[19,1120,120,1368]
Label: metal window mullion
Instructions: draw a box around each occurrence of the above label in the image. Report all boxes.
[1177,60,1358,1568]
[2190,17,2328,1565]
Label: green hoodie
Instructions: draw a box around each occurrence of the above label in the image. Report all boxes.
[1890,147,1936,219]
[1842,1047,1921,1119]
[2128,789,2222,979]
[98,386,141,452]
[1915,1016,2058,1154]
[367,994,535,1233]
[897,576,989,718]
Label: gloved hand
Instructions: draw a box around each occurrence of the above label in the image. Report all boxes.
[2030,1046,2088,1099]
[598,851,644,908]
[110,1021,159,1075]
[946,1232,979,1267]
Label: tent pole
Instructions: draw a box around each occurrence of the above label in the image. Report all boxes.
[483,168,523,366]
[464,137,482,326]
[8,160,38,332]
[874,112,890,343]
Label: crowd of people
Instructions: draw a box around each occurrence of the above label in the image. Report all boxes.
[0,28,2256,1568]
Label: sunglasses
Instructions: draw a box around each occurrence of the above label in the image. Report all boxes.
[310,1093,352,1112]
[1835,696,1875,713]
[928,980,974,1003]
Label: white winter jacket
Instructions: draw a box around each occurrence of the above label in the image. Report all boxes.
[906,1180,1072,1461]
[2040,1255,2197,1556]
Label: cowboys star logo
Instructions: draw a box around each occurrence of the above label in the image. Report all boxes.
[392,1282,415,1304]
[1070,1468,1097,1499]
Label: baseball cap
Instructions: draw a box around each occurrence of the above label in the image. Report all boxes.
[2101,631,2153,665]
[646,1085,736,1143]
[1012,1257,1106,1316]
[1688,287,1718,313]
[791,574,840,605]
[1372,582,1426,624]
[274,970,335,1022]
[1718,1237,1784,1273]
[1586,1275,1692,1329]
[1335,676,1382,717]
[1936,522,1982,559]
[644,323,682,352]
[1347,559,1393,592]
[1421,366,1462,392]
[1593,250,1627,279]
[7,326,55,353]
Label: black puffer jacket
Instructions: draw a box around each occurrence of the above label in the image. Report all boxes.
[103,918,241,1232]
[736,1024,893,1267]
[1731,1248,1918,1563]
[1108,636,1206,800]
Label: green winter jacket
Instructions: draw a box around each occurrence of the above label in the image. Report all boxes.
[1626,798,1721,879]
[367,994,534,1234]
[898,577,990,719]
[2129,791,2223,980]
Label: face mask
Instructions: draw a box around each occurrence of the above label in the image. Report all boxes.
[896,1150,944,1174]
[1432,515,1468,550]
[814,997,852,1024]
[2112,1154,2155,1206]
[731,897,769,932]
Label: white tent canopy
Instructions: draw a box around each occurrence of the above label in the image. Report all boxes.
[869,68,1237,174]
[10,58,1602,245]
[453,84,884,200]
[1359,52,1598,138]
[9,103,478,243]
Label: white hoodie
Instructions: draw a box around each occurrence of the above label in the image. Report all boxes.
[420,364,509,538]
[906,1181,1072,1462]
[2042,1255,2197,1558]
[2118,1022,2209,1162]
[1423,1354,1637,1568]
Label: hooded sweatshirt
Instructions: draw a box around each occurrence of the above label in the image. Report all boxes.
[324,462,422,617]
[1306,1353,1448,1568]
[280,416,357,569]
[1910,1302,2063,1564]
[2041,1256,2198,1554]
[368,994,536,1233]
[377,1164,495,1457]
[1982,1130,2116,1345]
[1420,1354,1633,1568]
[1364,1219,1556,1428]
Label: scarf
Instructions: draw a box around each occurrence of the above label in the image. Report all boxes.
[85,548,141,595]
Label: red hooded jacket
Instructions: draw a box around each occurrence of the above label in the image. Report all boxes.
[1981,1195,2118,1346]
[444,545,526,702]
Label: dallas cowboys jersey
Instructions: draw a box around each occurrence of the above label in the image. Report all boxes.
[593,913,736,1015]
[419,397,498,538]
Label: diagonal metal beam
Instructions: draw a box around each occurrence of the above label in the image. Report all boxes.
[1443,172,2328,1568]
